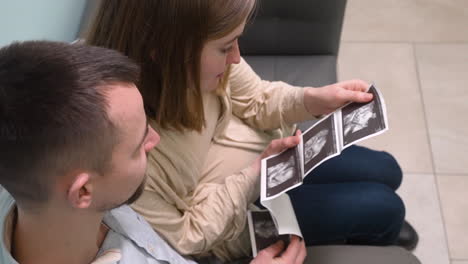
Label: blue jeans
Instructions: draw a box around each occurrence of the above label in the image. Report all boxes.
[287,145,405,246]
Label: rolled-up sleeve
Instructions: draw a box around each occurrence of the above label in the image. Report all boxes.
[229,58,317,131]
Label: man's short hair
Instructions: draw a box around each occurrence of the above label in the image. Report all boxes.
[0,41,140,209]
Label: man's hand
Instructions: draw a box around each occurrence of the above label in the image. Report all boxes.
[251,131,301,173]
[304,79,373,117]
[251,236,307,264]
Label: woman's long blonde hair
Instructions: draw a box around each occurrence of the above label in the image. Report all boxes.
[87,0,257,132]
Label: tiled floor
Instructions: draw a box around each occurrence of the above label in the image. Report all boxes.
[338,1,468,263]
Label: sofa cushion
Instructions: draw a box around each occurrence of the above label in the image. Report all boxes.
[243,55,337,87]
[239,0,347,55]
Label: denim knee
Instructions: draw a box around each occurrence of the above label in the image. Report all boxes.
[377,151,403,190]
[352,183,405,244]
[306,145,404,190]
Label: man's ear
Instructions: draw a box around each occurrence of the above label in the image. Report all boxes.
[67,173,94,209]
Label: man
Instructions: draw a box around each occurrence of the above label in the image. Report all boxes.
[0,41,304,264]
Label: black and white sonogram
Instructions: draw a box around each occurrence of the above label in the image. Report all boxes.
[341,85,387,147]
[250,211,290,254]
[266,147,302,198]
[302,114,338,174]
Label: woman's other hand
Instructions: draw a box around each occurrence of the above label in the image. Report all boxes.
[250,236,307,264]
[251,131,301,174]
[304,79,373,117]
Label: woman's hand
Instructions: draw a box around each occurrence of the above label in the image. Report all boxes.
[251,236,307,264]
[303,79,373,117]
[251,131,301,174]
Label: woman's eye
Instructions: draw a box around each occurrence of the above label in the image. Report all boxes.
[221,46,233,54]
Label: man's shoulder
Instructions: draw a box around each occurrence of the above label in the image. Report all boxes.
[104,205,197,264]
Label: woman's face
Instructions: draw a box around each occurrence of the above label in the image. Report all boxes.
[199,21,246,92]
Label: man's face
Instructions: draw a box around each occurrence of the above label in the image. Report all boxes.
[92,83,159,211]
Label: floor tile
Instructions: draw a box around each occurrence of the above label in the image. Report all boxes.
[415,44,468,174]
[342,0,468,42]
[338,43,433,173]
[438,176,468,259]
[397,174,450,264]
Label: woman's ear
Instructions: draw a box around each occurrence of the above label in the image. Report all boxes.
[67,173,93,209]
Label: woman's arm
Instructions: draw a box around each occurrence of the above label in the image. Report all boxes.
[229,58,315,131]
[229,58,372,131]
[131,133,301,260]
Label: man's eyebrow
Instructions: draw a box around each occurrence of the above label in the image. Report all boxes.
[133,118,149,155]
[223,34,242,45]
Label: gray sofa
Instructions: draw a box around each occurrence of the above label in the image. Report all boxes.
[240,0,346,132]
[239,0,421,263]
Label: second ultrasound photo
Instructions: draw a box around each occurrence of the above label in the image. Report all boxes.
[265,147,302,199]
[302,114,339,175]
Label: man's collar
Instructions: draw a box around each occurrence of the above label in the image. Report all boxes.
[0,189,19,263]
[103,205,172,261]
[3,202,16,253]
[103,205,196,264]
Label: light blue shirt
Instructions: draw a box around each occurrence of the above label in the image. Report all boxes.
[0,188,198,264]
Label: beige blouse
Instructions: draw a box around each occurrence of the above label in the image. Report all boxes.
[131,58,315,261]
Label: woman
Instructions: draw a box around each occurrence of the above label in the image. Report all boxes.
[87,0,411,261]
